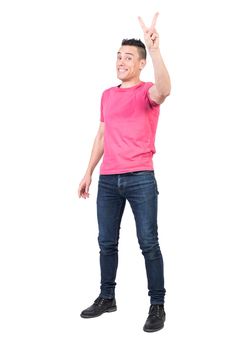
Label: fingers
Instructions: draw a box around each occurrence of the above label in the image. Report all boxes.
[139,12,159,33]
[144,29,158,43]
[151,12,159,29]
[138,16,147,32]
[82,192,89,199]
[78,183,90,199]
[78,176,91,199]
[150,32,159,41]
[79,188,89,199]
[84,185,90,198]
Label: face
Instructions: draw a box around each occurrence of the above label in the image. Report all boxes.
[116,45,146,82]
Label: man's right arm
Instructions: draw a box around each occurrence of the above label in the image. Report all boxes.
[78,122,104,199]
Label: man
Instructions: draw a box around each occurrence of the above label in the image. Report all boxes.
[78,13,171,332]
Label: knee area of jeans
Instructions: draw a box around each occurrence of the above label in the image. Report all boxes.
[141,244,162,260]
[99,244,118,255]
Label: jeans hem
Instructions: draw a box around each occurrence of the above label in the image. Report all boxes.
[99,293,115,300]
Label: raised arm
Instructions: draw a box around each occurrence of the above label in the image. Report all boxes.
[78,122,104,199]
[138,12,171,104]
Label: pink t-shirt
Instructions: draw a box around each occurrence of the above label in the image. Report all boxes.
[99,81,160,174]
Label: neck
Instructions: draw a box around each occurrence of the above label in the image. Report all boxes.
[119,79,141,88]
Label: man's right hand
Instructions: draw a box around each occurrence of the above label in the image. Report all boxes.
[78,175,92,199]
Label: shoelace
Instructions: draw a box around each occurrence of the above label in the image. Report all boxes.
[149,305,163,318]
[94,297,106,307]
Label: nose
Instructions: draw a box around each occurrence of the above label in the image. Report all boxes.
[117,57,124,65]
[118,60,125,67]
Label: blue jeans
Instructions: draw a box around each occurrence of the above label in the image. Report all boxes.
[96,170,166,305]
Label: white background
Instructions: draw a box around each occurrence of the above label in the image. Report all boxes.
[0,0,234,349]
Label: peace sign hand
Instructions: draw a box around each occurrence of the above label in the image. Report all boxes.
[138,13,160,53]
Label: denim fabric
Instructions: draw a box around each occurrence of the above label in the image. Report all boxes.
[96,170,166,304]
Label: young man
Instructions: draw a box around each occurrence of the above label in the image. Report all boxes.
[78,13,171,332]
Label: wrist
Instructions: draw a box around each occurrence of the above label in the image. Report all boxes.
[85,169,93,177]
[149,47,161,57]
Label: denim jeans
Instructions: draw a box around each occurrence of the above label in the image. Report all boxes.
[96,170,166,305]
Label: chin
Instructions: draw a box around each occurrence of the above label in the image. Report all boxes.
[117,75,127,82]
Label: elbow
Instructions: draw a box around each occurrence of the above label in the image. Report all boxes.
[155,90,170,104]
[160,81,171,99]
[161,86,171,98]
[160,88,171,102]
[162,91,170,99]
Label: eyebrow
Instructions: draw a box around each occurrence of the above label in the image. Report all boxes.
[117,52,134,56]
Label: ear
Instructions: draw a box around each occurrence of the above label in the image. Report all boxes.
[139,59,146,70]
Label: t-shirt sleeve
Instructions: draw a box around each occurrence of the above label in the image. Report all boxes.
[145,82,160,108]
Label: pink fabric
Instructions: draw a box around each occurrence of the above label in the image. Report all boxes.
[99,81,160,174]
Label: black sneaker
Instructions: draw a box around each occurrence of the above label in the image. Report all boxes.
[80,297,117,318]
[143,304,166,332]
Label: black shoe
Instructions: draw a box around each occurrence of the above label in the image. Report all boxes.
[80,297,117,318]
[143,304,166,332]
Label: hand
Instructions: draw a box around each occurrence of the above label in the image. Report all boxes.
[78,174,92,199]
[138,12,160,53]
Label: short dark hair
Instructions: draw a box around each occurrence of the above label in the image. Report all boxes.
[121,38,146,59]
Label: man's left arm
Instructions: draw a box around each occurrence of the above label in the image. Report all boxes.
[149,48,171,104]
[138,12,171,104]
